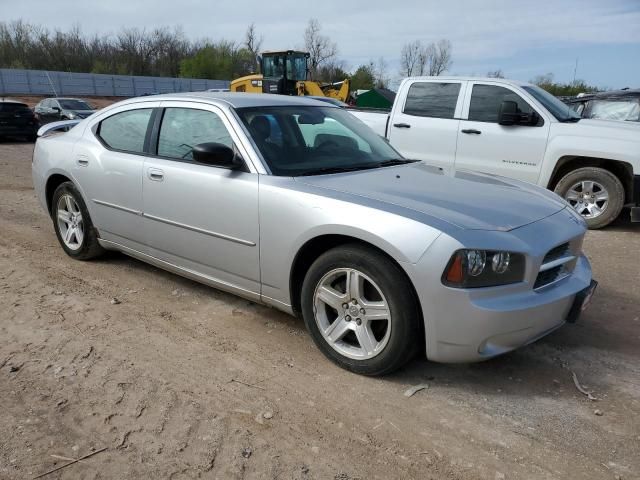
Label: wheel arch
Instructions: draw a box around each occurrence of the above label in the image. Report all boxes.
[45,173,74,215]
[548,156,634,203]
[288,234,424,342]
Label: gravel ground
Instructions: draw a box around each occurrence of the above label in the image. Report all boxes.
[0,141,639,479]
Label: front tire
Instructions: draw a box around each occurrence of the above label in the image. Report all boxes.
[301,244,421,376]
[51,181,105,260]
[554,167,624,229]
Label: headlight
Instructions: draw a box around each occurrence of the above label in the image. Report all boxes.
[442,249,525,288]
[67,112,76,119]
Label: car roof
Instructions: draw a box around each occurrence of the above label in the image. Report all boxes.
[0,99,28,105]
[123,92,334,109]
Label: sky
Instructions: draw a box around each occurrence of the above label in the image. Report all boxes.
[5,0,640,89]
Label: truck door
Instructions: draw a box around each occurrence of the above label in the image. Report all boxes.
[387,80,466,173]
[455,82,550,184]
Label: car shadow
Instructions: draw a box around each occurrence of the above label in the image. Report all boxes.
[604,208,640,232]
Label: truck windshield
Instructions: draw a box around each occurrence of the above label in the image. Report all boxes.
[522,86,581,122]
[236,105,409,176]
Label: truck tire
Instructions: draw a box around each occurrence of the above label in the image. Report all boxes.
[554,167,624,229]
[300,244,421,376]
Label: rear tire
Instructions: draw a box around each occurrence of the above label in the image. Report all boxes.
[51,181,105,260]
[554,167,624,229]
[301,244,421,376]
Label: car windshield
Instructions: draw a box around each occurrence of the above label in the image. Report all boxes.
[522,85,582,122]
[58,99,92,110]
[236,106,409,176]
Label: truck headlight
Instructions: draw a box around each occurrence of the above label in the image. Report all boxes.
[442,250,525,288]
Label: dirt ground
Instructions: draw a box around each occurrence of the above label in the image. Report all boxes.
[0,141,639,480]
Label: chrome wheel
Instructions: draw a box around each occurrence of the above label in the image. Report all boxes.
[313,268,391,360]
[564,180,609,219]
[56,194,84,250]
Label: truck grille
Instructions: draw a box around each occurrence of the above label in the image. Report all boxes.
[534,242,572,290]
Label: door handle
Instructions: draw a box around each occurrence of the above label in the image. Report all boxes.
[76,155,89,166]
[393,123,411,129]
[461,129,482,135]
[147,168,164,181]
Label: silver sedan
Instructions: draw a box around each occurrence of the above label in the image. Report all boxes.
[32,93,596,375]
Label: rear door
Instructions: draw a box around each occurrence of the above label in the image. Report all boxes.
[455,82,550,183]
[73,103,159,250]
[142,102,261,298]
[386,79,466,172]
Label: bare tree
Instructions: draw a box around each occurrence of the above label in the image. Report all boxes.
[374,57,390,89]
[400,40,424,77]
[244,22,263,72]
[304,18,337,79]
[487,69,504,78]
[425,39,452,76]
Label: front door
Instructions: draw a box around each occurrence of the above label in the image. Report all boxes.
[142,103,261,297]
[455,82,550,184]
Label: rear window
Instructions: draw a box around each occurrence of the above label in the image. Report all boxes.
[403,82,460,119]
[0,103,30,113]
[97,109,153,153]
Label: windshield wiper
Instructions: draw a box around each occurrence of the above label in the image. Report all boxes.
[297,164,381,176]
[376,158,420,166]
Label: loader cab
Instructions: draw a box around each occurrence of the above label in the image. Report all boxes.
[260,51,309,96]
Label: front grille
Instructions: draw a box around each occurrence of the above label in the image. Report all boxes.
[534,265,564,289]
[534,242,573,289]
[542,242,570,264]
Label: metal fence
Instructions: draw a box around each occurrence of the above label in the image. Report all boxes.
[0,68,230,97]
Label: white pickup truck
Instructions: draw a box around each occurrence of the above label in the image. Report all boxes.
[351,77,640,229]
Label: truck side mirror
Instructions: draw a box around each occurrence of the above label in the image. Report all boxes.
[498,101,519,126]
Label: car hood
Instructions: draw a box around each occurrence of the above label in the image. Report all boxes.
[556,118,640,141]
[295,163,568,231]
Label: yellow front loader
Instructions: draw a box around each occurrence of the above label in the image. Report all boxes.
[230,50,350,103]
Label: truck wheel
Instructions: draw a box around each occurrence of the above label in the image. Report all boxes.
[554,167,624,229]
[300,244,421,376]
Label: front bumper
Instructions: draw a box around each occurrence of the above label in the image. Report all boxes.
[404,208,593,363]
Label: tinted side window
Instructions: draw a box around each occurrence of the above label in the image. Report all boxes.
[157,108,233,160]
[403,82,461,119]
[98,108,153,153]
[468,85,534,123]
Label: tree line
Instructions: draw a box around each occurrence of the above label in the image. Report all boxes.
[0,19,601,95]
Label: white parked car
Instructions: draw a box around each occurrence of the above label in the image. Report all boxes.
[351,77,640,229]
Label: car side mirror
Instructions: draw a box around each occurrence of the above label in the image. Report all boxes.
[192,143,243,169]
[498,100,519,126]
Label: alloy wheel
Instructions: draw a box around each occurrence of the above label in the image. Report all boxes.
[564,180,609,219]
[313,268,391,360]
[56,194,84,250]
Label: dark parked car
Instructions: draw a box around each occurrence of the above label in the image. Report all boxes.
[565,89,640,122]
[34,97,96,124]
[0,100,39,141]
